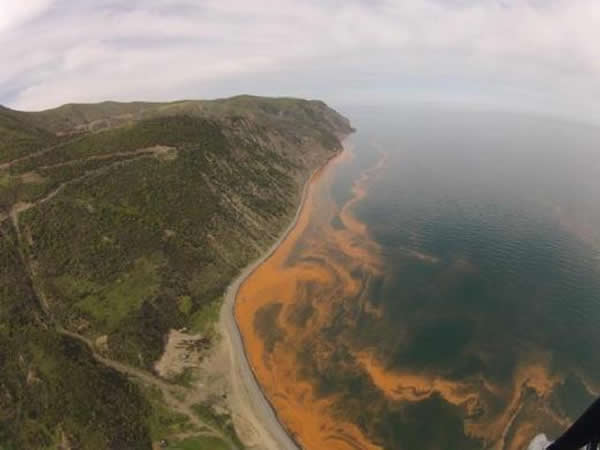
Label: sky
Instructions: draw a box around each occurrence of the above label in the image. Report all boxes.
[1,0,600,123]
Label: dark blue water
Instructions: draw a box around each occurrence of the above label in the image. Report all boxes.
[330,106,600,449]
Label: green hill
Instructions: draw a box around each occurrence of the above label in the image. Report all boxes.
[0,96,352,449]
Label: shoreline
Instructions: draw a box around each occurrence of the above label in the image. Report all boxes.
[218,139,349,450]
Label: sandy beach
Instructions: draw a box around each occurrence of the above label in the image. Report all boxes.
[217,142,348,450]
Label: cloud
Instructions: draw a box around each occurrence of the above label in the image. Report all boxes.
[1,0,600,123]
[0,0,55,31]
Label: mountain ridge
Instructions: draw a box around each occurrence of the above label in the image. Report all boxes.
[3,95,353,136]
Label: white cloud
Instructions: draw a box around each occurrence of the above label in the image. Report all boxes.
[0,0,55,31]
[1,0,600,123]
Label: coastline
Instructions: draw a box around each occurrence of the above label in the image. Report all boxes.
[218,139,349,450]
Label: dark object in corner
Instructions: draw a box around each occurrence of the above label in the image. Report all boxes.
[549,397,600,450]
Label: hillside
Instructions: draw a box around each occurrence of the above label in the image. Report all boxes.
[0,97,352,449]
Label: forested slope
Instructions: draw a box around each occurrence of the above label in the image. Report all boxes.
[0,96,352,449]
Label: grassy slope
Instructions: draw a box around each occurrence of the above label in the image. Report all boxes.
[24,95,352,145]
[0,221,152,450]
[0,97,352,449]
[0,106,58,164]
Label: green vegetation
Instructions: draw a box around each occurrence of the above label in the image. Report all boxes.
[166,436,230,450]
[188,298,221,335]
[23,96,353,140]
[66,256,161,331]
[142,386,195,440]
[14,116,227,172]
[191,404,244,449]
[0,106,58,163]
[0,96,351,448]
[0,222,152,450]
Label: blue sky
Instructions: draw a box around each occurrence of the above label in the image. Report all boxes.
[1,0,600,123]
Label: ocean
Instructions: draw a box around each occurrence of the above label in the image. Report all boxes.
[237,106,600,450]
